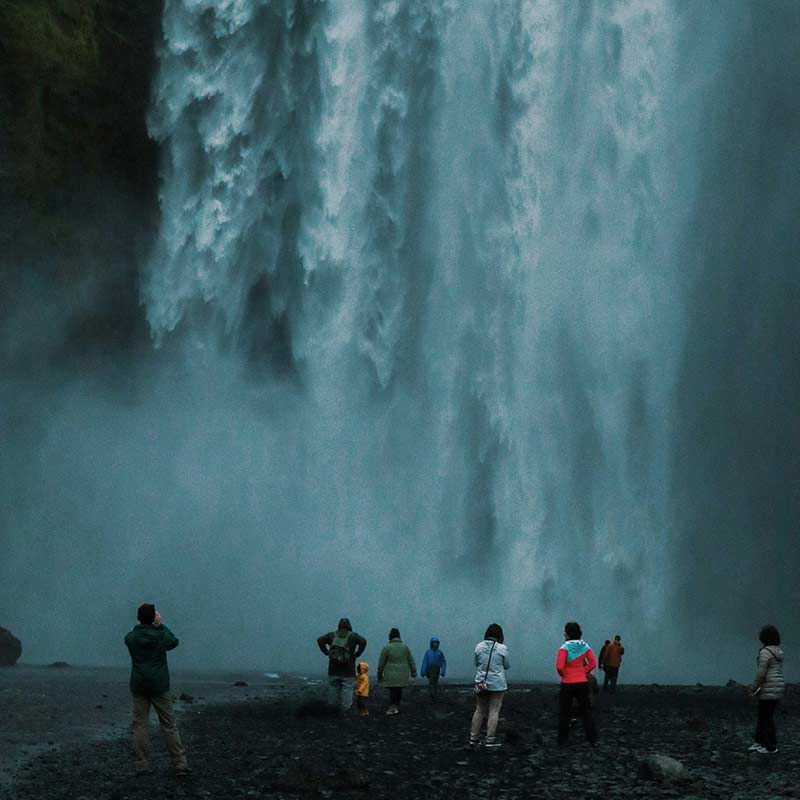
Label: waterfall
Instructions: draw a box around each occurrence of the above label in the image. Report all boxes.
[3,0,793,677]
[139,0,700,668]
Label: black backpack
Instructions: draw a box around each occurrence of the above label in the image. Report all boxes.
[329,632,351,665]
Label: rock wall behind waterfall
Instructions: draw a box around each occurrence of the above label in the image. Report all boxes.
[0,0,162,369]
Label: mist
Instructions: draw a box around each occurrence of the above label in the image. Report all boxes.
[1,0,798,685]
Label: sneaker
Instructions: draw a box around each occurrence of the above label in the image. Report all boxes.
[485,738,502,749]
[755,746,778,754]
[385,706,399,715]
[748,742,762,751]
[464,738,480,750]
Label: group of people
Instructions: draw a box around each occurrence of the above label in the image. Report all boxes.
[123,605,785,775]
[597,635,625,693]
[315,618,622,749]
[469,621,620,749]
[316,619,447,716]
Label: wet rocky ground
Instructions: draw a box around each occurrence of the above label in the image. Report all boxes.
[4,675,799,800]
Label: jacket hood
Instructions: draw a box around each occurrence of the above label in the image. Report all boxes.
[561,639,590,660]
[337,618,352,632]
[357,661,369,674]
[429,637,440,648]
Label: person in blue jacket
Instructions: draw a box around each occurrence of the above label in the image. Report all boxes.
[420,636,447,701]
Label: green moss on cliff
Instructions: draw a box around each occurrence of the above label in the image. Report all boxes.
[0,0,162,204]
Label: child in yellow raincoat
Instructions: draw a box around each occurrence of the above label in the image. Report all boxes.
[355,661,369,716]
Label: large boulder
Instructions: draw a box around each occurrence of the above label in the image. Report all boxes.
[637,754,691,783]
[0,627,22,666]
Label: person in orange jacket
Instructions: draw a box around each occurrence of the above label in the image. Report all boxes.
[355,661,370,716]
[602,635,625,693]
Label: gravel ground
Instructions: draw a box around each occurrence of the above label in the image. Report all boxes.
[3,673,798,800]
[0,664,311,796]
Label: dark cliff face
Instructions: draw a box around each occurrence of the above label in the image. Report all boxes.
[0,0,163,365]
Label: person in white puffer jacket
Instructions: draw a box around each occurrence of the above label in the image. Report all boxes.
[750,624,785,754]
[467,623,510,749]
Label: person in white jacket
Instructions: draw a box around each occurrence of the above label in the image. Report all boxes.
[749,624,785,754]
[467,623,510,749]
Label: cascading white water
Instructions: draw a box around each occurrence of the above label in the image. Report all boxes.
[140,0,699,673]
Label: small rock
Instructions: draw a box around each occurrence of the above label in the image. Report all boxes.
[504,725,522,744]
[233,680,248,687]
[726,679,740,688]
[686,717,709,733]
[328,768,368,790]
[296,700,338,718]
[637,754,692,783]
[49,661,70,668]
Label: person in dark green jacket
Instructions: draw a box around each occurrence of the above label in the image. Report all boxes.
[124,603,189,774]
[317,617,367,713]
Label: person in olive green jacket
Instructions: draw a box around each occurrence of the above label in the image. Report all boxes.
[124,603,189,775]
[377,628,417,715]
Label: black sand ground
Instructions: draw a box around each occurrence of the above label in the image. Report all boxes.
[4,675,799,800]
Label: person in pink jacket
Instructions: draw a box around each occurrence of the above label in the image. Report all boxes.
[556,621,598,747]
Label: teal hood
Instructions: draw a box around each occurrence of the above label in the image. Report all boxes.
[561,639,590,661]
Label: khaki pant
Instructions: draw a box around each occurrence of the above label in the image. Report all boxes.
[132,693,188,771]
[470,690,504,740]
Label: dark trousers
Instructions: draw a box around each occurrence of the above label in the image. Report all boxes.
[755,699,778,750]
[389,687,403,706]
[558,683,597,745]
[427,664,440,699]
[603,667,619,693]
